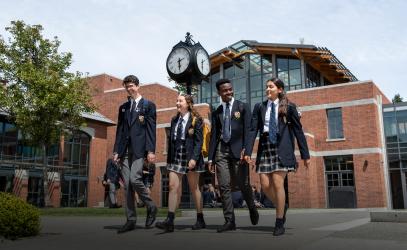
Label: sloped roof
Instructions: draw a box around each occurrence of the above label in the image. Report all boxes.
[210,40,357,84]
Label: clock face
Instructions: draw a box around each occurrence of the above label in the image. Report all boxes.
[196,48,210,76]
[167,47,191,75]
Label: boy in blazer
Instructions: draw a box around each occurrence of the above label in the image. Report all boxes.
[245,77,310,236]
[113,75,157,233]
[208,78,259,233]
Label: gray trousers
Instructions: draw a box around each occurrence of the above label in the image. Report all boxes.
[108,182,117,205]
[120,154,154,221]
[215,142,255,222]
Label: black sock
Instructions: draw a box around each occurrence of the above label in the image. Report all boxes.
[197,212,204,221]
[275,218,284,228]
[167,212,175,222]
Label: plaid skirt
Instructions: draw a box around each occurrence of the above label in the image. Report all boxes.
[257,139,296,174]
[167,142,205,174]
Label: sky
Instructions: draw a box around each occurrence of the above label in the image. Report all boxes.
[0,0,406,100]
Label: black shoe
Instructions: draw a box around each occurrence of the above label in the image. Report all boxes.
[145,206,157,228]
[192,220,206,230]
[273,226,285,236]
[283,204,288,224]
[249,207,259,225]
[155,219,174,232]
[117,221,135,234]
[137,202,145,208]
[109,203,121,209]
[216,220,236,233]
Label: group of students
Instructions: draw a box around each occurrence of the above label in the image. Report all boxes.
[112,75,310,236]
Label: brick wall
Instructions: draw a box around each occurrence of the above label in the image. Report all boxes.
[87,75,390,209]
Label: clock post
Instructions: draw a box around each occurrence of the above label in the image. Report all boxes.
[166,32,211,95]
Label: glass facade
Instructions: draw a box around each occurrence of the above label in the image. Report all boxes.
[61,132,90,207]
[0,117,91,207]
[198,53,272,111]
[198,48,327,110]
[383,104,407,209]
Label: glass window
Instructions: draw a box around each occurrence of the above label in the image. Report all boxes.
[201,80,211,104]
[211,70,220,106]
[235,56,246,77]
[327,108,344,139]
[250,54,261,76]
[262,55,273,75]
[277,57,302,90]
[306,64,321,88]
[233,77,246,103]
[224,63,234,79]
[324,155,354,188]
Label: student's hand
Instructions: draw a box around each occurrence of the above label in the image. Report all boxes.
[244,155,255,170]
[208,162,216,174]
[188,159,196,170]
[303,159,310,169]
[240,149,245,161]
[113,153,120,163]
[147,152,156,163]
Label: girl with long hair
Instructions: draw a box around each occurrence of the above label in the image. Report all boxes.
[155,93,206,232]
[244,78,310,236]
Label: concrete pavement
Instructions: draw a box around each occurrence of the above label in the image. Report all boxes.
[1,209,407,250]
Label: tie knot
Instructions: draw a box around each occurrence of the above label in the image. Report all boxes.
[226,102,230,107]
[179,117,183,123]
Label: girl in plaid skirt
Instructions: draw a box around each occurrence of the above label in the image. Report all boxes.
[155,93,206,232]
[245,78,310,236]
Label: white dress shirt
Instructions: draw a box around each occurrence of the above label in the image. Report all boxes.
[174,112,190,140]
[263,98,279,132]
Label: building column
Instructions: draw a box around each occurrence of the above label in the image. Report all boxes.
[301,58,306,89]
[272,54,277,78]
[13,169,28,201]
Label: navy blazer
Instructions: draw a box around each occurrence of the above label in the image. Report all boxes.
[208,99,251,161]
[167,114,204,167]
[245,100,310,167]
[113,98,156,159]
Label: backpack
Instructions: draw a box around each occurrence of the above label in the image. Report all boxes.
[192,117,211,158]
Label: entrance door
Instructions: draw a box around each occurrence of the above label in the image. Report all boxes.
[0,175,13,192]
[27,176,44,207]
[325,155,356,208]
[61,176,87,207]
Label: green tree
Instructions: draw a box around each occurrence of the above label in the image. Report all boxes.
[392,93,403,104]
[0,20,96,206]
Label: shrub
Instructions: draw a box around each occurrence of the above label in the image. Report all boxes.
[0,192,40,240]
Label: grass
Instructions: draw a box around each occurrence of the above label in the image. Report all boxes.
[39,207,181,217]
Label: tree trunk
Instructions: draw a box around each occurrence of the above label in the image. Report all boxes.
[42,143,51,207]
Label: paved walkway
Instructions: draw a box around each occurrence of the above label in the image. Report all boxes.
[2,209,407,250]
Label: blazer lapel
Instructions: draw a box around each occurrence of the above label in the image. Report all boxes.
[261,100,267,127]
[217,104,224,128]
[184,115,193,138]
[126,100,132,126]
[170,117,177,140]
[231,100,239,124]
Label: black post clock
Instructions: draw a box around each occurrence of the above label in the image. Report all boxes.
[166,32,210,94]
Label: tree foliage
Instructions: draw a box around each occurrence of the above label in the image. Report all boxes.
[0,20,96,206]
[0,20,95,148]
[392,93,403,104]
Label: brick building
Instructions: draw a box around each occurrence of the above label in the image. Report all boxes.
[0,40,396,209]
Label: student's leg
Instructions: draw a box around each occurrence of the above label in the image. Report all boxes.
[271,171,287,219]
